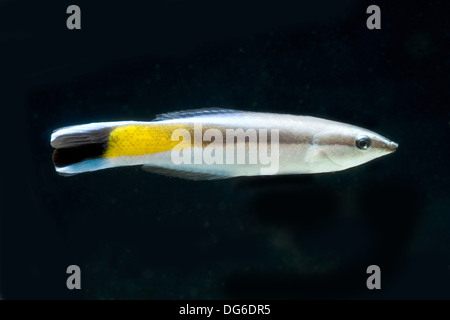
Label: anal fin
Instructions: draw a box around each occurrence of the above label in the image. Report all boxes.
[141,165,234,181]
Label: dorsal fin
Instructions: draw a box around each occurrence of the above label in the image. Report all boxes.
[154,108,241,121]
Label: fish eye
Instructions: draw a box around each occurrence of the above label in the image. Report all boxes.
[356,135,371,150]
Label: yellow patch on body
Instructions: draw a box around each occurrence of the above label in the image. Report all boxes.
[103,124,192,158]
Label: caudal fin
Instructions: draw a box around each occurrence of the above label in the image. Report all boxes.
[50,121,139,175]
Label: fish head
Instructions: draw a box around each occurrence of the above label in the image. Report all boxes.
[313,125,398,171]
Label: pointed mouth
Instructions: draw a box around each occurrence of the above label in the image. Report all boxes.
[386,141,398,152]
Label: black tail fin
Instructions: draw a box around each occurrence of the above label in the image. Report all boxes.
[52,143,107,168]
[50,123,114,175]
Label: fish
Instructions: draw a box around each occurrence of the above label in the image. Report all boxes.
[50,108,398,180]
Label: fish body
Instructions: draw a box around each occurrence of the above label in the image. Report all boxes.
[50,108,398,180]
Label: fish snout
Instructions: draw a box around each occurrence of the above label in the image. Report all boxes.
[387,141,398,152]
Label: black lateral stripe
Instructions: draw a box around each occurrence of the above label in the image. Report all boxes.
[52,143,106,167]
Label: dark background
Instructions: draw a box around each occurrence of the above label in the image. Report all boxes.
[1,0,449,299]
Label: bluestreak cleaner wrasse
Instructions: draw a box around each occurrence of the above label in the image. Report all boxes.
[50,108,398,180]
